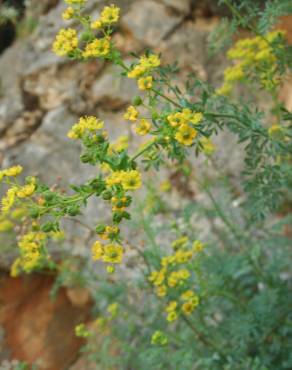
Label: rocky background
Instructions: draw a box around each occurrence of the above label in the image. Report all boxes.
[0,0,291,369]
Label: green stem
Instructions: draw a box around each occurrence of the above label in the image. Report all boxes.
[151,88,182,108]
[213,290,246,311]
[131,140,157,161]
[202,184,245,245]
[181,315,228,360]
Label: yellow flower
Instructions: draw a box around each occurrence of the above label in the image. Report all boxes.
[201,137,216,156]
[255,48,273,62]
[127,65,147,79]
[224,64,245,82]
[148,270,159,282]
[107,303,118,317]
[151,331,168,345]
[1,187,17,212]
[138,76,153,90]
[106,265,115,274]
[161,255,175,267]
[180,109,203,125]
[53,28,78,57]
[177,268,190,280]
[92,240,104,261]
[98,225,119,240]
[10,258,22,277]
[182,297,199,315]
[174,250,193,264]
[1,165,23,178]
[91,20,103,29]
[68,116,104,139]
[215,83,233,96]
[17,184,35,198]
[193,240,204,252]
[124,106,139,121]
[82,38,111,58]
[171,236,188,250]
[17,231,45,272]
[167,112,186,127]
[62,6,74,20]
[181,290,195,301]
[140,54,161,69]
[175,124,197,146]
[155,285,167,297]
[168,271,179,287]
[106,171,122,187]
[167,110,202,127]
[149,269,166,286]
[134,119,151,136]
[120,170,142,190]
[127,54,160,79]
[109,136,129,153]
[166,301,177,312]
[51,230,65,241]
[102,244,123,264]
[100,5,120,24]
[268,124,284,139]
[75,323,91,338]
[166,311,178,322]
[21,250,41,271]
[189,112,203,125]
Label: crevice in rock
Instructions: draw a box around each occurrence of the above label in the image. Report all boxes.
[161,17,186,41]
[0,0,26,54]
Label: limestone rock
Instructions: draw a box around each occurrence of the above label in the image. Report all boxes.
[161,0,191,14]
[122,0,184,46]
[91,65,138,110]
[0,272,92,370]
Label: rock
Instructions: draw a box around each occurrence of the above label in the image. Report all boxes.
[0,110,43,151]
[0,41,26,128]
[91,65,138,110]
[121,0,184,47]
[161,0,191,14]
[66,287,91,308]
[0,272,92,370]
[159,21,208,77]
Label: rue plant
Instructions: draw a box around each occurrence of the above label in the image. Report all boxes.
[0,0,291,369]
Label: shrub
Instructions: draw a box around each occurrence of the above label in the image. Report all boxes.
[1,0,291,369]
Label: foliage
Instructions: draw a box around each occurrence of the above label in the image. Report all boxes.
[0,0,291,369]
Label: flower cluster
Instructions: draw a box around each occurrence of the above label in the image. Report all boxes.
[148,238,203,322]
[92,241,123,270]
[91,4,120,29]
[67,116,104,139]
[89,169,142,272]
[11,231,47,276]
[62,110,144,272]
[1,176,36,213]
[151,330,168,345]
[167,108,203,146]
[217,30,286,95]
[127,54,160,91]
[106,170,142,191]
[0,165,22,180]
[52,28,78,57]
[54,3,120,60]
